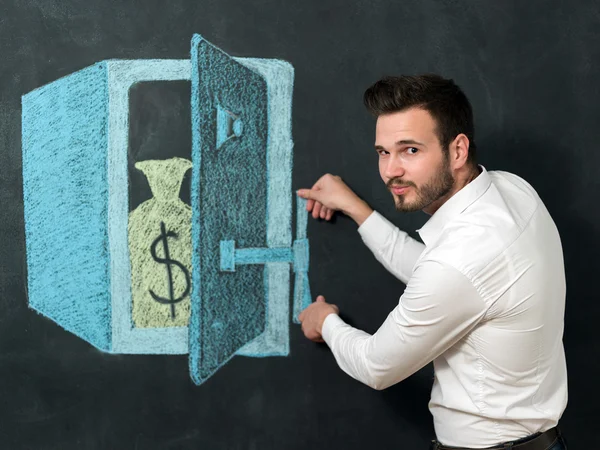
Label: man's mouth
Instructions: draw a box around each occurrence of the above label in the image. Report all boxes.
[391,185,411,195]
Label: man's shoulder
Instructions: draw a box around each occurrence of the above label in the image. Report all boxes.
[422,216,520,281]
[487,170,541,206]
[422,172,544,280]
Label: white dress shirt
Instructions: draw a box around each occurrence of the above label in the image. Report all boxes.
[321,166,568,448]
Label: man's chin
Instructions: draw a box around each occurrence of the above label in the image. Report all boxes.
[395,205,422,212]
[394,199,422,213]
[391,192,414,212]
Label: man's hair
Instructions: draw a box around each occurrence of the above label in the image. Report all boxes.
[363,74,477,165]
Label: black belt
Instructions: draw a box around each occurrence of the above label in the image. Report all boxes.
[431,426,560,450]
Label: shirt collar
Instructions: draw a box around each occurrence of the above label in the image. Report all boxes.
[417,165,491,246]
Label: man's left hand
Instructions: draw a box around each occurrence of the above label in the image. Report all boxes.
[298,295,340,343]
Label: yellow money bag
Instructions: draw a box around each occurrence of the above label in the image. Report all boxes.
[128,157,193,328]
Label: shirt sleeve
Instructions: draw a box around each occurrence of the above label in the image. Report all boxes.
[358,211,426,284]
[321,259,487,390]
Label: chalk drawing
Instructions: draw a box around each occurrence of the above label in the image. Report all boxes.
[21,34,310,386]
[129,157,192,328]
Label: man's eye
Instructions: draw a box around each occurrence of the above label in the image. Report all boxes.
[406,147,419,154]
[377,150,389,156]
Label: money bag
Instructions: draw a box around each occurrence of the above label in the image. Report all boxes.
[128,157,193,328]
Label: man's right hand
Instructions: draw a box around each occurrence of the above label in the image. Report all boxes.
[297,174,373,226]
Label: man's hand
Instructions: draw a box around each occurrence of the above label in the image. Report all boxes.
[297,174,373,226]
[298,295,340,343]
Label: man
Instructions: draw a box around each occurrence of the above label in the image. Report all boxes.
[297,75,568,450]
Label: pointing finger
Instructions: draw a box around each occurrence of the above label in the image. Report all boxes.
[297,189,310,199]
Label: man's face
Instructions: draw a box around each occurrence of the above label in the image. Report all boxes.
[375,108,455,214]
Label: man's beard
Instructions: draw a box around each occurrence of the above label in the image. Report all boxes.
[387,154,454,212]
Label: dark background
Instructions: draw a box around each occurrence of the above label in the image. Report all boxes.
[128,81,192,211]
[1,1,598,448]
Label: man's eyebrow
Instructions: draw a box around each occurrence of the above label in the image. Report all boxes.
[396,139,425,146]
[374,139,425,150]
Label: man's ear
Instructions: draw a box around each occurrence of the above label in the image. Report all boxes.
[450,133,470,170]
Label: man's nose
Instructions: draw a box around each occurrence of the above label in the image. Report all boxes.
[384,154,406,179]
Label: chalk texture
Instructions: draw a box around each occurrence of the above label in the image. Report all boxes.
[128,157,192,328]
[22,34,306,386]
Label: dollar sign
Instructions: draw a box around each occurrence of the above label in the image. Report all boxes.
[149,221,191,319]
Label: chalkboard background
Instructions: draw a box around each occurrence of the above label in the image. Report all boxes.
[1,1,598,448]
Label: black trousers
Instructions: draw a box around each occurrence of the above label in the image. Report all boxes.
[429,426,567,450]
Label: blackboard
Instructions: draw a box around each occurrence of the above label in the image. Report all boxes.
[1,1,598,448]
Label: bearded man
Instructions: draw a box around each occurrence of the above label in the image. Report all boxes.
[297,74,568,450]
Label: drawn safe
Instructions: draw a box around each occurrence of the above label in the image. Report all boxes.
[22,34,311,385]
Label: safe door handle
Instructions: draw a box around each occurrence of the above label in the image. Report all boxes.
[219,196,311,324]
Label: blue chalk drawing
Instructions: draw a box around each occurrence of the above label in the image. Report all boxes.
[190,35,312,385]
[21,33,310,386]
[22,63,112,351]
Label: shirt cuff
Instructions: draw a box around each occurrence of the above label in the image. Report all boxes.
[357,210,398,249]
[321,313,346,344]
